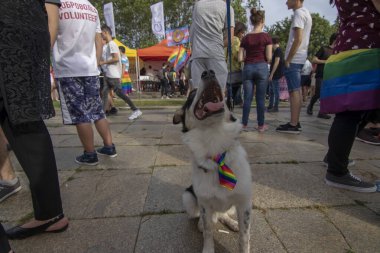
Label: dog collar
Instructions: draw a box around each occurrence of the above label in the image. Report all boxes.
[213,152,237,190]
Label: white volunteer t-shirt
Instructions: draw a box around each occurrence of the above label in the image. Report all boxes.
[285,7,312,64]
[103,41,122,78]
[53,0,101,78]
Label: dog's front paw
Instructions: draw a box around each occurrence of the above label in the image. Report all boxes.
[197,158,217,172]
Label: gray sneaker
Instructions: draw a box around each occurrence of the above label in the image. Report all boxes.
[0,178,22,203]
[325,172,376,193]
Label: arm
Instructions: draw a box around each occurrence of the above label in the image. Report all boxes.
[285,27,303,67]
[100,52,119,65]
[223,27,235,47]
[311,55,326,65]
[45,3,59,48]
[238,47,245,63]
[265,44,273,64]
[269,57,280,81]
[95,33,102,66]
[372,0,380,12]
[121,63,126,79]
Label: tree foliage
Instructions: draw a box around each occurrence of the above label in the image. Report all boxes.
[267,12,337,58]
[90,0,336,56]
[91,0,259,48]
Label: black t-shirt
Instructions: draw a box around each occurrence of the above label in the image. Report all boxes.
[270,47,284,80]
[315,46,333,78]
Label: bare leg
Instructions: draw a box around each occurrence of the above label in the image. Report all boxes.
[289,90,302,126]
[75,123,95,152]
[94,118,113,147]
[0,128,16,181]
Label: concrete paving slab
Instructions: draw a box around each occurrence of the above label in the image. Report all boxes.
[135,214,203,253]
[252,164,354,209]
[10,217,140,253]
[122,124,165,139]
[144,166,192,213]
[95,146,158,170]
[61,169,151,219]
[266,208,349,253]
[250,210,287,253]
[161,125,184,145]
[325,206,380,253]
[111,133,161,146]
[1,170,76,222]
[155,145,190,167]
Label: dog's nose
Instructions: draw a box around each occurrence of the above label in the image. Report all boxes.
[201,70,216,80]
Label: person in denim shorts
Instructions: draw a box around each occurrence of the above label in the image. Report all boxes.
[53,0,117,166]
[276,0,312,134]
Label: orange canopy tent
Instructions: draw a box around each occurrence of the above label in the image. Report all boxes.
[137,39,179,61]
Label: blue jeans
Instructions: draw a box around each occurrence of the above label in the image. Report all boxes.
[284,63,303,92]
[242,62,268,126]
[269,79,280,108]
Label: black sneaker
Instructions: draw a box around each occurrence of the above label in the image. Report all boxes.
[96,144,117,157]
[267,107,279,112]
[0,178,21,203]
[276,123,301,134]
[75,151,99,166]
[306,105,313,115]
[317,113,331,119]
[325,172,376,192]
[109,107,118,115]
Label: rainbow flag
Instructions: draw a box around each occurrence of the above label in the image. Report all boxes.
[121,71,133,95]
[167,46,189,72]
[213,152,237,191]
[320,48,380,114]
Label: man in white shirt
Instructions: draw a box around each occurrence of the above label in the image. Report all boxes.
[100,26,142,120]
[52,0,116,165]
[276,0,312,134]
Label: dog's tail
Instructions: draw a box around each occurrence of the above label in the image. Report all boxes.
[182,185,200,218]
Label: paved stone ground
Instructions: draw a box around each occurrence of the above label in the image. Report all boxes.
[1,104,379,253]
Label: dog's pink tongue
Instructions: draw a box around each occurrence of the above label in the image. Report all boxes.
[204,101,224,112]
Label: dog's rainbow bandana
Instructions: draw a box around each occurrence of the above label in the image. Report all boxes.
[213,152,237,190]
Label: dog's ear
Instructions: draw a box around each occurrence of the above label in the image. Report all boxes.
[173,108,184,125]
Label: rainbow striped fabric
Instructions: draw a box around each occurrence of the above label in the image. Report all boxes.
[320,48,380,114]
[121,71,133,95]
[167,46,190,72]
[213,152,237,191]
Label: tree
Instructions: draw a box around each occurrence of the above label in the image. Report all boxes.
[267,12,337,58]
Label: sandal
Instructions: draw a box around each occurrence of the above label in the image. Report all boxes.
[6,214,68,240]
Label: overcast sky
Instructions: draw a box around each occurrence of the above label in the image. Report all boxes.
[258,1,338,27]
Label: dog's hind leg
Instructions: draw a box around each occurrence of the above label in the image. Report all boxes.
[218,212,239,232]
[200,206,215,253]
[237,205,251,253]
[182,186,200,218]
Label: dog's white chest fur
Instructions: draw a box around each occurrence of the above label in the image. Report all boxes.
[183,121,252,211]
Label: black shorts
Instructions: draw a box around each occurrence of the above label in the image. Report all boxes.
[301,75,311,87]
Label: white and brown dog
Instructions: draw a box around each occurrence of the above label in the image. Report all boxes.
[173,70,252,253]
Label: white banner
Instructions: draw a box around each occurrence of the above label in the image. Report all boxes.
[104,3,116,37]
[150,2,165,37]
[241,0,252,32]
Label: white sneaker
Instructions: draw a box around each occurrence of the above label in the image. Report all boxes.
[128,110,142,120]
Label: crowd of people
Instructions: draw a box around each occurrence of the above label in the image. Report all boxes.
[0,0,379,251]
